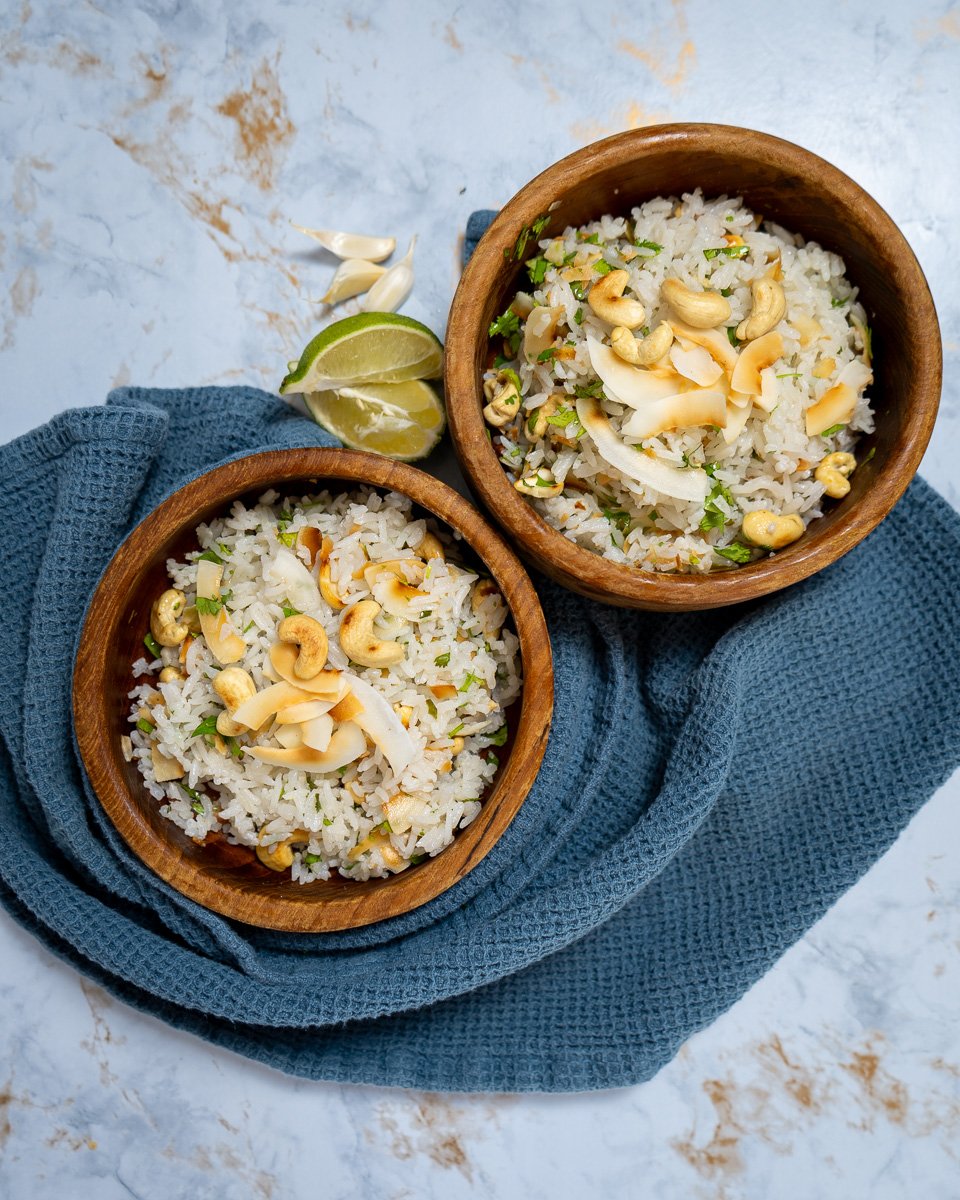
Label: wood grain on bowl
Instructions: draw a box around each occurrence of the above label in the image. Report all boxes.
[445,123,942,610]
[73,450,553,932]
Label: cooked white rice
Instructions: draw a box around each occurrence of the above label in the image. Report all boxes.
[486,189,875,572]
[127,488,521,882]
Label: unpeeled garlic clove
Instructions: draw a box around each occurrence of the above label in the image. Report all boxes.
[320,258,387,305]
[361,236,416,313]
[291,222,396,262]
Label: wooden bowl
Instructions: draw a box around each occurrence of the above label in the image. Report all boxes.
[73,449,553,932]
[445,124,942,610]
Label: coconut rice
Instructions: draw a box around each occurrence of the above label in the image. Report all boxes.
[484,189,875,572]
[126,488,521,882]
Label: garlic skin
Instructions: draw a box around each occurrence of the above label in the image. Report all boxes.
[291,223,395,262]
[361,236,416,313]
[321,258,387,305]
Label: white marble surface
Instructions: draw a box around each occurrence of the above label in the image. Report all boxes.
[1,1,959,1196]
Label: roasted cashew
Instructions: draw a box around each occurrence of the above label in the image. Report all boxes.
[742,510,805,550]
[525,396,560,440]
[339,599,405,667]
[587,269,646,329]
[660,279,731,329]
[815,451,857,499]
[158,666,184,683]
[736,276,787,341]
[256,828,310,872]
[150,588,189,647]
[418,531,445,561]
[213,666,257,736]
[514,471,563,498]
[278,614,329,679]
[482,369,522,428]
[472,578,507,633]
[610,321,674,366]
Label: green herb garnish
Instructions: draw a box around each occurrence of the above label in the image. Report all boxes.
[776,372,803,378]
[602,507,631,535]
[459,672,482,692]
[303,853,322,866]
[573,306,584,325]
[525,255,550,285]
[573,379,604,399]
[488,307,521,354]
[195,596,222,616]
[634,238,662,255]
[190,715,219,739]
[831,296,847,308]
[715,542,753,563]
[434,652,451,667]
[579,231,601,245]
[281,603,300,618]
[426,699,438,718]
[197,548,224,564]
[489,725,508,747]
[700,478,736,533]
[592,260,614,275]
[570,281,586,301]
[703,244,749,260]
[136,717,155,734]
[277,529,297,548]
[726,327,741,347]
[537,347,557,363]
[143,632,162,658]
[820,423,846,437]
[546,406,578,428]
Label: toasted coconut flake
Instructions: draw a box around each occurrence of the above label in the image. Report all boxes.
[621,388,727,440]
[268,643,343,696]
[669,343,724,387]
[265,546,321,614]
[730,331,785,396]
[586,336,684,408]
[250,721,367,772]
[195,559,245,665]
[151,743,185,782]
[575,396,710,503]
[301,713,334,752]
[383,793,430,836]
[274,724,304,749]
[342,674,416,775]
[805,360,872,436]
[275,698,335,725]
[231,681,314,730]
[668,321,739,374]
[329,691,365,723]
[721,400,753,444]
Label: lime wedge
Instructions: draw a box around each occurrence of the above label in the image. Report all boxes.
[305,380,446,461]
[280,312,443,395]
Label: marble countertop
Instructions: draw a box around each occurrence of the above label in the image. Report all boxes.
[1,1,958,1196]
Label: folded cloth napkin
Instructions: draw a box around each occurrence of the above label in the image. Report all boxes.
[1,235,958,1094]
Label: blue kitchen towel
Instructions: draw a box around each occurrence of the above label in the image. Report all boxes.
[0,232,958,1093]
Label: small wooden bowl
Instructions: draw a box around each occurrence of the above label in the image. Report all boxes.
[445,124,942,610]
[73,449,553,932]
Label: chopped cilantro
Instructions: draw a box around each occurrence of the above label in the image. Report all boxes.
[776,372,803,378]
[570,281,586,301]
[459,672,482,692]
[573,379,604,399]
[820,423,846,437]
[281,603,300,618]
[648,508,659,521]
[511,213,550,261]
[537,347,557,363]
[136,717,155,735]
[488,307,521,350]
[197,548,224,564]
[703,461,719,477]
[573,306,584,325]
[593,260,614,275]
[485,751,499,767]
[863,446,876,464]
[579,231,601,245]
[277,529,297,548]
[525,255,550,285]
[190,715,219,738]
[434,652,451,667]
[715,542,753,563]
[303,853,322,866]
[426,699,438,718]
[217,542,232,557]
[190,800,205,816]
[700,479,736,533]
[451,722,465,735]
[546,405,578,428]
[602,506,631,535]
[720,287,733,297]
[831,296,847,308]
[490,725,508,747]
[634,238,662,255]
[726,327,741,347]
[493,352,509,369]
[195,595,222,616]
[143,632,162,658]
[703,244,749,260]
[242,620,255,634]
[226,738,243,760]
[410,854,426,866]
[322,817,332,826]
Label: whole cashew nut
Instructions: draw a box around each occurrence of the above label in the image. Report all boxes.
[525,396,560,440]
[213,666,257,736]
[741,510,805,550]
[587,269,646,329]
[256,828,311,872]
[660,279,731,329]
[418,531,445,561]
[278,614,329,679]
[815,451,857,499]
[318,536,344,611]
[610,321,674,366]
[339,600,405,667]
[150,588,189,647]
[513,472,563,499]
[736,277,787,341]
[483,369,522,428]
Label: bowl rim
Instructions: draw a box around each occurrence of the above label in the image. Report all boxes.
[73,448,553,932]
[445,122,942,610]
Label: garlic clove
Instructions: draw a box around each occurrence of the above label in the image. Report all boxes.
[291,223,396,262]
[360,236,416,313]
[320,258,387,305]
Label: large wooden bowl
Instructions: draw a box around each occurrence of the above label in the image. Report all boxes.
[445,124,942,610]
[73,449,552,932]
